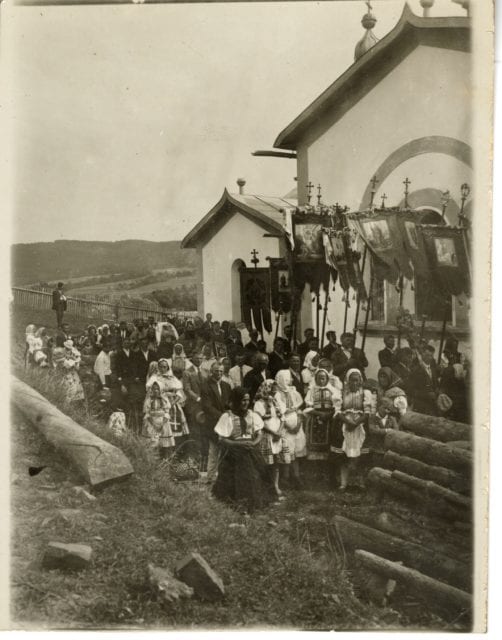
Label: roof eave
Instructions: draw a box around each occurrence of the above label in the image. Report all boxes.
[273,4,470,150]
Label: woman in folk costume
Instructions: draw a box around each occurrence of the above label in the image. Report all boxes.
[304,369,342,460]
[53,340,85,403]
[31,327,50,368]
[25,324,38,366]
[167,342,188,373]
[301,351,320,394]
[274,369,306,489]
[253,380,291,499]
[376,367,408,417]
[156,358,189,443]
[330,368,372,490]
[143,377,173,456]
[212,386,274,514]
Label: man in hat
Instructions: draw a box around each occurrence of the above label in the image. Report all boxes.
[332,332,368,378]
[378,334,396,368]
[408,344,439,415]
[52,282,67,329]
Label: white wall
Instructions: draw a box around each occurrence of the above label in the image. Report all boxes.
[295,44,472,376]
[201,209,280,330]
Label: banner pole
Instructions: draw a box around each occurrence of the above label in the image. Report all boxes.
[353,245,368,345]
[316,291,320,341]
[437,297,449,366]
[397,275,404,349]
[343,292,349,334]
[361,273,374,354]
[320,280,330,350]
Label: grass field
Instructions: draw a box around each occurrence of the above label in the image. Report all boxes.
[9,305,469,630]
[67,274,196,298]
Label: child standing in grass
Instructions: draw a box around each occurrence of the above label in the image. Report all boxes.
[143,378,173,457]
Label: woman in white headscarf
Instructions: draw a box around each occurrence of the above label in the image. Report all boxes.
[155,358,189,445]
[330,368,372,490]
[167,343,188,374]
[304,368,342,462]
[53,339,85,403]
[274,369,306,489]
[301,351,320,394]
[143,376,173,455]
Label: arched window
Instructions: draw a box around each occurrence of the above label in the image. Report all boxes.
[231,259,246,322]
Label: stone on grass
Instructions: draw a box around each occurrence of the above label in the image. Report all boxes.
[42,542,92,571]
[176,552,225,601]
[148,564,194,604]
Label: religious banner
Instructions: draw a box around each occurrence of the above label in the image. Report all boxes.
[418,225,471,296]
[322,227,366,299]
[240,268,273,334]
[293,213,331,262]
[395,210,430,278]
[268,258,292,313]
[348,210,411,282]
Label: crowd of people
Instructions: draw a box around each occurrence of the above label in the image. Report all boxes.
[23,310,471,515]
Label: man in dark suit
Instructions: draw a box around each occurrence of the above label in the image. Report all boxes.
[133,337,157,384]
[332,332,368,379]
[298,328,315,364]
[200,362,232,482]
[242,353,270,401]
[408,344,439,416]
[268,337,288,378]
[112,337,136,421]
[57,322,72,344]
[378,335,396,368]
[244,329,260,365]
[287,353,304,396]
[183,353,205,420]
[321,331,340,361]
[282,325,300,359]
[52,282,67,328]
[392,347,414,395]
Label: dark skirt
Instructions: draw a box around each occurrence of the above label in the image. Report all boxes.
[212,444,275,514]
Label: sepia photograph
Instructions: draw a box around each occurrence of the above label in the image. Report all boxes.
[4,0,492,632]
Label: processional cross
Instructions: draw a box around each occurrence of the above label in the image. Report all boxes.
[403,177,411,208]
[380,193,387,208]
[317,184,322,205]
[306,181,314,204]
[250,248,260,269]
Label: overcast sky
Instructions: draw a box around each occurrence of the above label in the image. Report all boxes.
[6,0,463,244]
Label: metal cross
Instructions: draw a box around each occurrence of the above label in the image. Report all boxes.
[369,175,379,208]
[366,0,373,11]
[380,193,387,208]
[317,184,322,205]
[306,181,314,204]
[403,177,411,208]
[250,249,260,268]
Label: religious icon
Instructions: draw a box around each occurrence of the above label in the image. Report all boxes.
[278,270,290,292]
[434,237,458,266]
[294,222,324,260]
[362,219,392,250]
[405,220,419,250]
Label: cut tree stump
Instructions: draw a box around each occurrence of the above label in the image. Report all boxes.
[382,450,470,495]
[399,411,471,443]
[332,515,471,591]
[368,467,471,522]
[384,430,472,474]
[354,549,471,616]
[12,376,134,488]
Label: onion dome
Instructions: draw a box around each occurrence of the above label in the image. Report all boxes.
[354,2,379,61]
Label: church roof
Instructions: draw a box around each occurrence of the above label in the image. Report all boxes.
[181,189,296,249]
[274,4,470,150]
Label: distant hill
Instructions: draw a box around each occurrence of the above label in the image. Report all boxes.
[11,240,196,286]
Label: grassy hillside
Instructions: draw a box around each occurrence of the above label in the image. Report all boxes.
[11,240,196,286]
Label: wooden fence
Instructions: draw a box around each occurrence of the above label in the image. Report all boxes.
[11,287,198,324]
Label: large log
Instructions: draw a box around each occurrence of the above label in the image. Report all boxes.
[354,549,471,615]
[399,410,471,442]
[391,470,472,510]
[11,376,134,487]
[382,450,471,495]
[368,467,471,523]
[332,515,471,591]
[384,430,472,474]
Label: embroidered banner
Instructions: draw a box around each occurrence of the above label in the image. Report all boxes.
[395,211,430,278]
[268,258,292,313]
[418,225,471,296]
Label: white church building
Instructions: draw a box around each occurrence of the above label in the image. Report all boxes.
[182,3,471,377]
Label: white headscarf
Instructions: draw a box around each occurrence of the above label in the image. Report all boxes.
[303,351,320,372]
[275,369,293,394]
